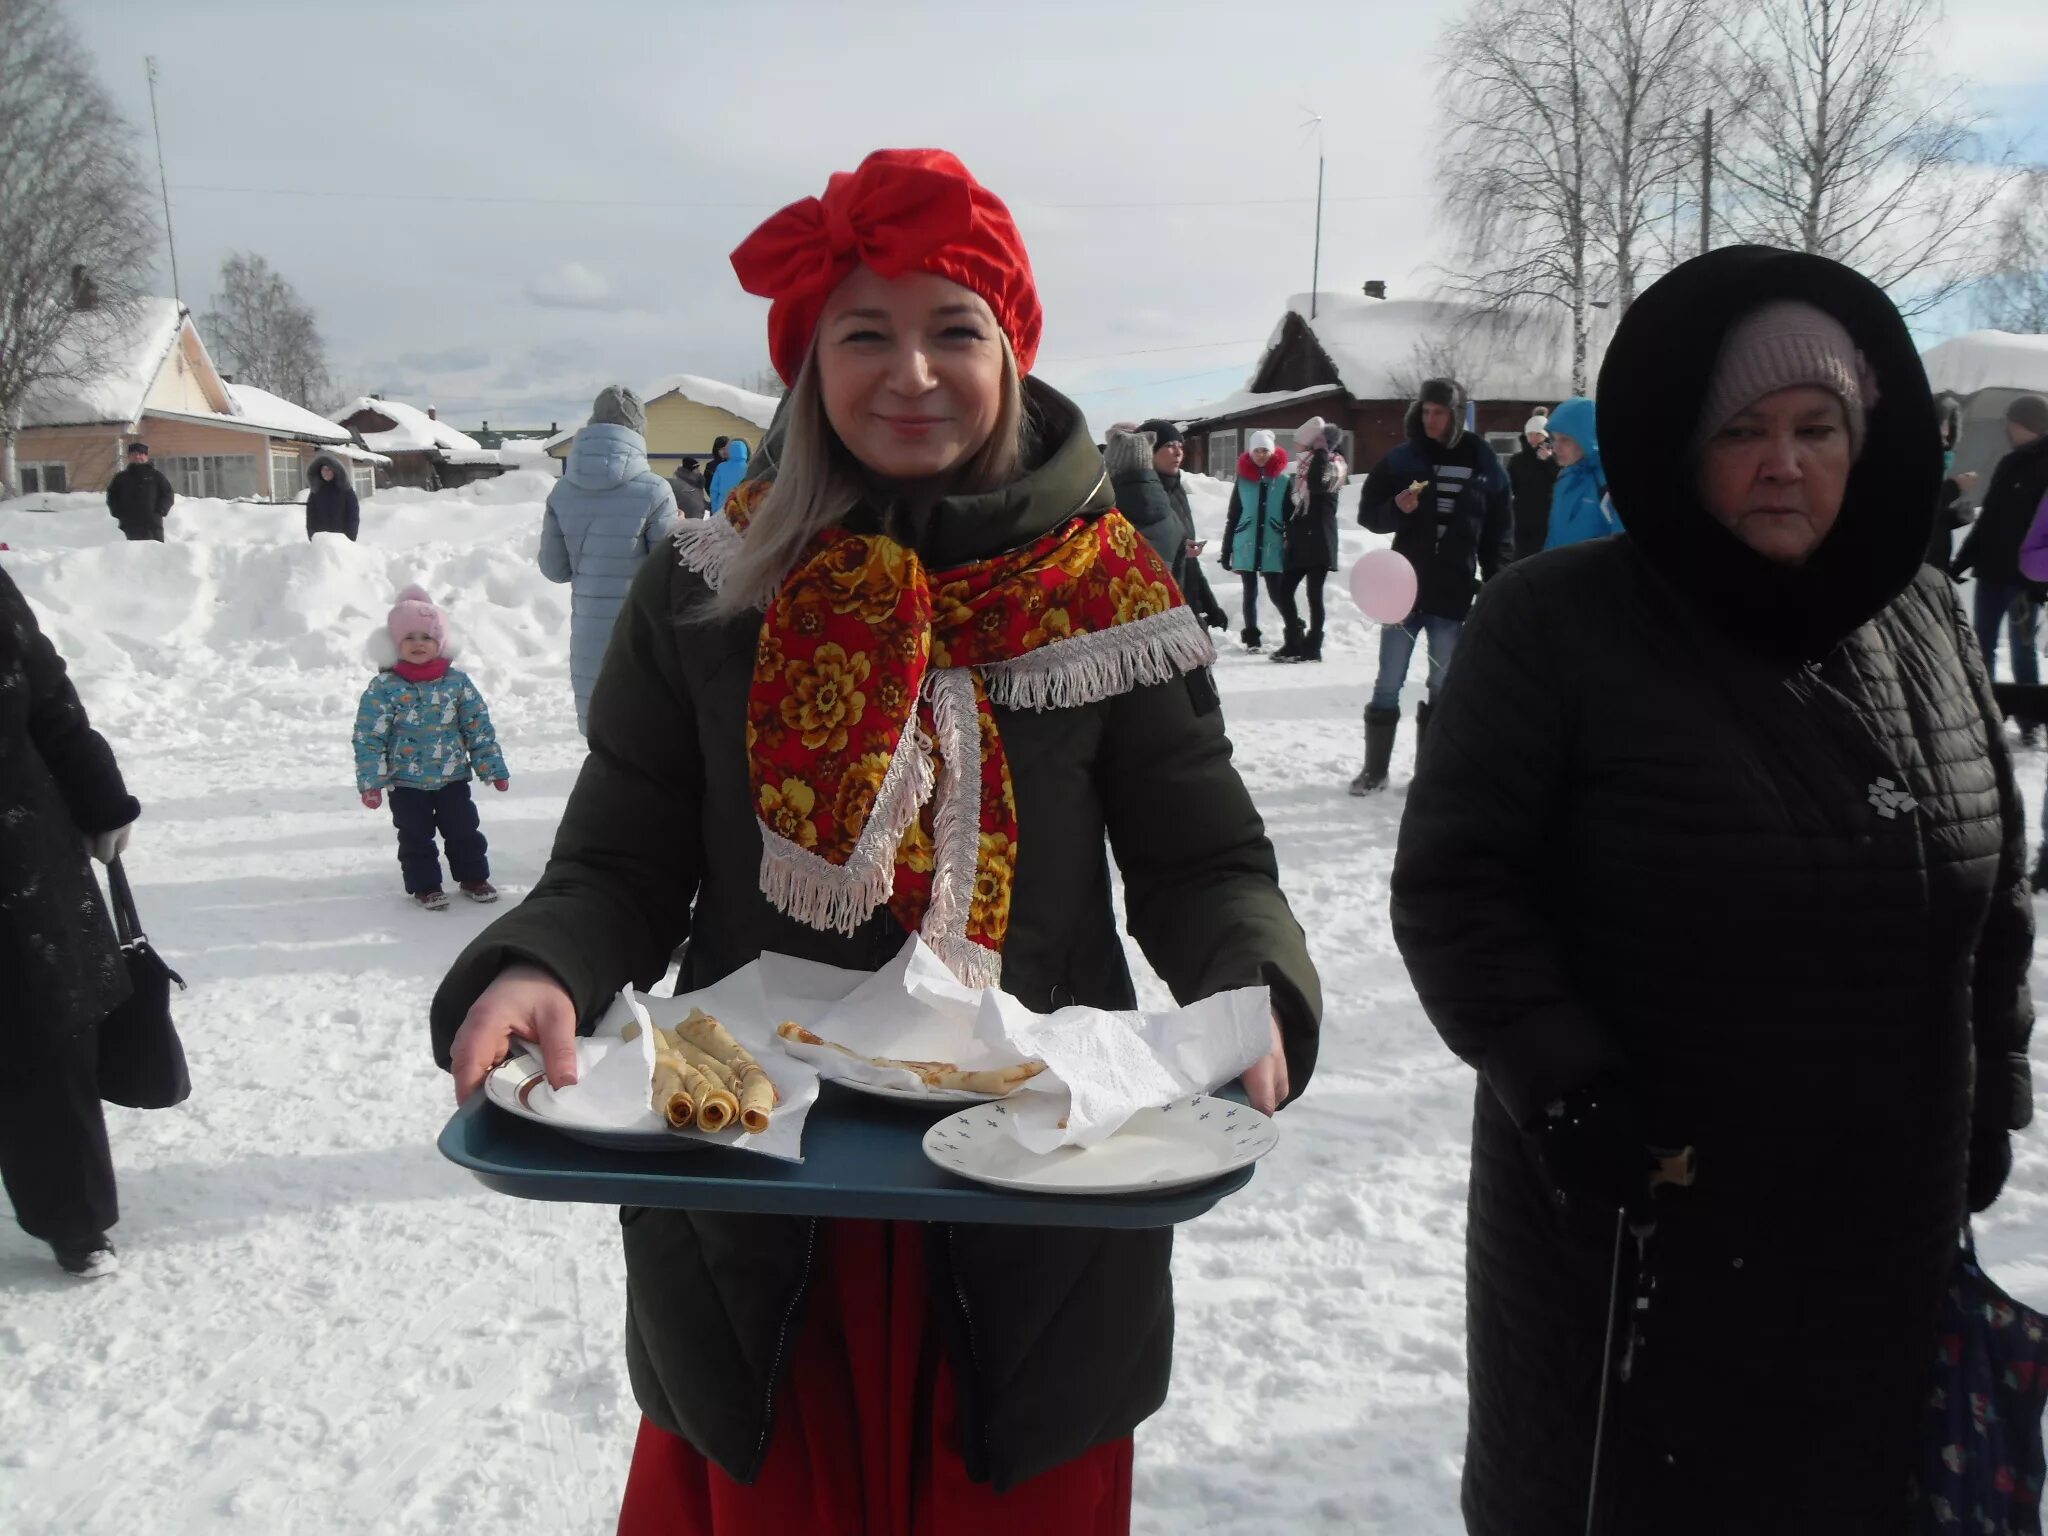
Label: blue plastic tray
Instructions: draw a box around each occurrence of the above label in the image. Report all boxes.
[438,1080,1258,1230]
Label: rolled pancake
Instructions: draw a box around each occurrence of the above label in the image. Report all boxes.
[652,1054,696,1130]
[678,1008,781,1109]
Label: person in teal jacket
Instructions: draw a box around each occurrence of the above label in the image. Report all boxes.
[1541,395,1617,550]
[353,586,511,910]
[1221,430,1292,650]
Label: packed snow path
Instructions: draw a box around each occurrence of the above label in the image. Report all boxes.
[3,474,2045,1534]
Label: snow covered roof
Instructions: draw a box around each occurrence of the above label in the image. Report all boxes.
[1920,331,2048,399]
[343,397,484,456]
[322,442,393,465]
[19,297,189,429]
[643,373,780,430]
[1176,382,1348,425]
[225,383,352,443]
[1252,293,1613,405]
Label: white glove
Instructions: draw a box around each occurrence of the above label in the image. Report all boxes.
[88,822,134,865]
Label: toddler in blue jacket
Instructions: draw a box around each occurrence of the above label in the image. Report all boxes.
[353,585,510,910]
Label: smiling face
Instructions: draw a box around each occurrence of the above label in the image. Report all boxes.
[1696,386,1853,567]
[398,630,441,664]
[813,266,1007,488]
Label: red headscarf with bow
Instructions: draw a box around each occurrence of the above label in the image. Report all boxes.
[730,149,1043,387]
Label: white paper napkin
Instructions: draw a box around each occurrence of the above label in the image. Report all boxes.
[776,936,1273,1151]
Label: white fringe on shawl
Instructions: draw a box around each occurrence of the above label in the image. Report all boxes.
[917,669,1003,989]
[687,517,1210,986]
[979,606,1216,712]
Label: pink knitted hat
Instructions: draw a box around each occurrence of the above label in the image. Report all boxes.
[387,584,447,647]
[1696,299,1877,455]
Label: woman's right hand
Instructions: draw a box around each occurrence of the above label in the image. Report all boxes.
[449,962,579,1104]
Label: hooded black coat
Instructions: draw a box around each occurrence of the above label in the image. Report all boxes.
[1358,387,1513,621]
[431,379,1321,1494]
[304,453,361,541]
[0,567,137,1043]
[1508,436,1560,560]
[1110,463,1189,588]
[1392,247,2034,1534]
[1952,434,2048,587]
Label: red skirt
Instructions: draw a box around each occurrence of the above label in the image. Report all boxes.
[616,1219,1132,1536]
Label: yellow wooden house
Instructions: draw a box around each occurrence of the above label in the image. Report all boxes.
[545,374,780,471]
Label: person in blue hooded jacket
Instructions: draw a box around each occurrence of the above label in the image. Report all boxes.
[538,386,679,734]
[1540,396,1617,550]
[708,436,751,513]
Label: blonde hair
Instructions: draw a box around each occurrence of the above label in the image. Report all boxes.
[708,337,1033,618]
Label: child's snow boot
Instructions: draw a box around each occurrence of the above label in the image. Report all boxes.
[413,888,450,911]
[461,880,499,904]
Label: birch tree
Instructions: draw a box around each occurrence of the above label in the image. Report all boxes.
[1974,170,2048,333]
[0,0,157,494]
[202,253,334,408]
[1713,0,2010,315]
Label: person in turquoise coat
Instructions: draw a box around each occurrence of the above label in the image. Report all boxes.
[709,436,751,513]
[1221,430,1292,651]
[1541,395,1617,550]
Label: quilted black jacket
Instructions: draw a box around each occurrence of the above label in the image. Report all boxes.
[1393,247,2035,1534]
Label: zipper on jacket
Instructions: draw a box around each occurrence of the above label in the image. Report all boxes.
[748,1217,819,1480]
[944,1223,992,1477]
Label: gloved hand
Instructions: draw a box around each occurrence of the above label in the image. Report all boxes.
[87,821,134,865]
[1532,1083,1652,1217]
[361,790,383,810]
[493,779,509,793]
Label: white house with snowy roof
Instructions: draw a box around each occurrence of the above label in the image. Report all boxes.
[337,397,507,491]
[1178,293,1615,476]
[1921,330,2048,484]
[10,297,385,501]
[542,374,780,473]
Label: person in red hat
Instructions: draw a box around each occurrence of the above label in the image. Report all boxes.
[432,148,1322,1534]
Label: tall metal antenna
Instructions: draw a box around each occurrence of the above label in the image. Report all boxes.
[145,57,181,304]
[1301,109,1326,319]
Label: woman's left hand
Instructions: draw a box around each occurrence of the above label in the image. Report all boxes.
[1241,1013,1290,1114]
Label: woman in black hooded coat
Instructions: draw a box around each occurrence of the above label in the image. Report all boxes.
[304,451,361,540]
[1392,247,2034,1532]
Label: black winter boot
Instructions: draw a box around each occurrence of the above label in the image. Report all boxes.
[1350,707,1400,795]
[2032,849,2048,893]
[1241,626,1263,652]
[1272,619,1306,662]
[1417,698,1433,738]
[1300,628,1324,662]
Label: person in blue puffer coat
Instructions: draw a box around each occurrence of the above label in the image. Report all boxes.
[1540,395,1617,550]
[538,386,679,734]
[708,435,751,513]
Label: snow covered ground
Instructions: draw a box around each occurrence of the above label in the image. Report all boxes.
[3,472,2047,1534]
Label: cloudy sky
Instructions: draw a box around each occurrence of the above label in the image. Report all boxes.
[69,0,2048,435]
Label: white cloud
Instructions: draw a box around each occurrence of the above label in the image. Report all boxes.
[524,262,627,311]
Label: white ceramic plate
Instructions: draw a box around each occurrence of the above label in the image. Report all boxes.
[921,1093,1279,1196]
[830,1076,1005,1106]
[483,1054,706,1153]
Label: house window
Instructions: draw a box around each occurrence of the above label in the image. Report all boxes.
[351,465,376,499]
[161,454,259,500]
[1206,430,1238,474]
[271,451,304,501]
[19,462,69,494]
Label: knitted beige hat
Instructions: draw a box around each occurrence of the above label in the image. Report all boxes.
[1696,300,1875,455]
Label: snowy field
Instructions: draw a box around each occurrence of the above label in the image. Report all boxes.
[4,470,2048,1534]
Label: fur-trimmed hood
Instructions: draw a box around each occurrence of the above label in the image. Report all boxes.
[306,451,352,494]
[1236,445,1291,480]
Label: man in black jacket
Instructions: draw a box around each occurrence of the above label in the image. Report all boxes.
[1953,394,2048,740]
[105,443,175,542]
[1139,417,1227,628]
[1507,411,1559,560]
[1350,378,1513,792]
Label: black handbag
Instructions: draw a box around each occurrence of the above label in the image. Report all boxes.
[95,856,191,1109]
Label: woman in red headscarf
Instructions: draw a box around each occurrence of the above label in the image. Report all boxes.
[430,149,1322,1533]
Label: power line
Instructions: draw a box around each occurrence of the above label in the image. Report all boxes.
[166,182,1430,214]
[1058,361,1253,399]
[1040,337,1267,364]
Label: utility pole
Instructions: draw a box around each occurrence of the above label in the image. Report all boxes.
[1303,110,1325,318]
[1699,108,1713,258]
[146,58,181,304]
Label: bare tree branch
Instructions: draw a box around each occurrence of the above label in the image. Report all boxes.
[1713,0,2014,316]
[1974,169,2048,332]
[0,0,157,493]
[200,253,334,409]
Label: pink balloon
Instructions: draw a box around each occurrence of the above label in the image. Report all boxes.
[1349,550,1418,624]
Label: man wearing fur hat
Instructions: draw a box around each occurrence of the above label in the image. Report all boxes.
[1351,378,1513,792]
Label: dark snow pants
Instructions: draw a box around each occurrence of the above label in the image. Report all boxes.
[0,1015,118,1250]
[389,781,489,894]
